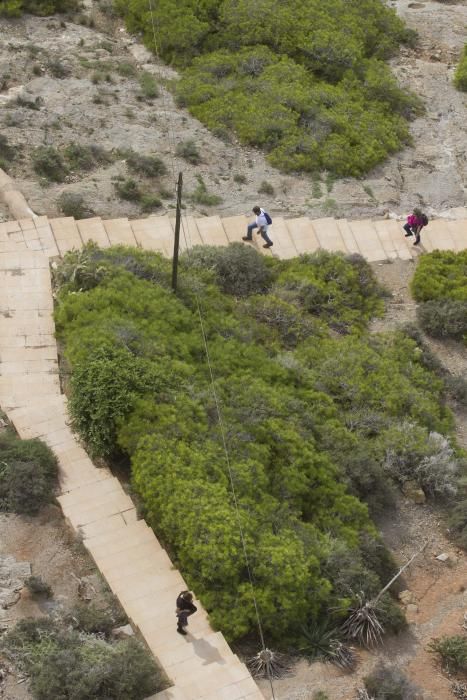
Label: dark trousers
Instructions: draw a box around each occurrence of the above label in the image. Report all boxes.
[245,222,273,245]
[177,606,197,628]
[404,223,420,242]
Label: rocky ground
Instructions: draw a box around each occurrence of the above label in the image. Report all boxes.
[0,0,466,224]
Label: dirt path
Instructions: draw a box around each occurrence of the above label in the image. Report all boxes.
[0,1,466,221]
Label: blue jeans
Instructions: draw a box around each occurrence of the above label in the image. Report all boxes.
[246,223,272,245]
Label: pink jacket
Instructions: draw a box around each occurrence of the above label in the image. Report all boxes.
[407,214,424,228]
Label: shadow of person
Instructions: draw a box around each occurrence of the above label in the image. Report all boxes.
[190,636,227,666]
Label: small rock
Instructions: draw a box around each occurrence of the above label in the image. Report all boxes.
[406,604,419,615]
[402,480,426,504]
[111,623,134,639]
[436,553,449,562]
[399,590,415,605]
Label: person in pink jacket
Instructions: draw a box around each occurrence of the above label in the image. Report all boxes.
[403,208,425,245]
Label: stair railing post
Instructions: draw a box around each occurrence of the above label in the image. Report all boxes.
[172,172,183,293]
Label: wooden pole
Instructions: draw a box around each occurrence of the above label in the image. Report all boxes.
[172,172,183,293]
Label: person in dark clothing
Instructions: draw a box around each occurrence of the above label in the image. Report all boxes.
[403,208,425,246]
[176,590,197,635]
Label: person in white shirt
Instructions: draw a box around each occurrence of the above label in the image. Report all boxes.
[242,206,273,248]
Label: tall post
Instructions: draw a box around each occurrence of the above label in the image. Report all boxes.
[172,172,183,293]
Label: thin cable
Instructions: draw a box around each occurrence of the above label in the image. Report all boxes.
[147,0,177,186]
[143,5,276,697]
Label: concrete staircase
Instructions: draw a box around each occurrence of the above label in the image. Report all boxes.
[1,213,466,260]
[0,212,466,700]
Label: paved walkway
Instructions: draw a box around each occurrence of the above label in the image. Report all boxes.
[0,212,465,700]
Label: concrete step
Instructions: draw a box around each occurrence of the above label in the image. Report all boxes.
[175,215,203,250]
[131,217,171,255]
[77,217,110,248]
[160,631,232,672]
[63,492,135,528]
[311,217,347,253]
[347,219,386,261]
[421,218,457,252]
[84,516,150,546]
[49,217,83,255]
[79,509,138,539]
[96,538,165,574]
[221,215,248,244]
[286,217,319,255]
[103,218,138,247]
[446,219,467,251]
[196,216,229,247]
[373,219,412,261]
[102,544,172,585]
[267,217,298,259]
[59,476,124,508]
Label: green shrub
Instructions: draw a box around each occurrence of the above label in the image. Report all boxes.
[411,250,467,303]
[182,243,273,297]
[444,374,467,407]
[0,430,58,515]
[417,300,467,341]
[0,0,77,16]
[233,173,246,184]
[0,135,16,165]
[67,345,159,457]
[190,175,222,206]
[139,71,159,99]
[140,193,162,212]
[364,663,420,699]
[57,191,94,219]
[429,635,467,673]
[47,58,70,78]
[454,44,467,91]
[114,177,142,202]
[66,602,126,636]
[117,61,137,77]
[125,150,167,177]
[176,139,201,165]
[258,180,274,196]
[25,575,53,598]
[32,146,68,182]
[53,246,454,647]
[2,617,166,699]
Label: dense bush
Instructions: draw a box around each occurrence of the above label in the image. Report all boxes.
[57,192,94,219]
[32,146,68,182]
[2,617,166,699]
[0,0,77,16]
[25,576,53,598]
[411,250,467,303]
[0,429,58,514]
[454,44,467,92]
[115,0,420,176]
[125,150,167,178]
[411,251,467,344]
[54,245,458,645]
[429,635,467,673]
[181,243,273,297]
[416,300,467,341]
[364,663,421,699]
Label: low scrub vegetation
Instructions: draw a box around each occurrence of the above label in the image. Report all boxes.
[364,663,421,699]
[0,425,58,515]
[1,616,166,700]
[429,635,467,673]
[411,250,467,343]
[57,192,94,219]
[32,143,114,182]
[53,243,464,648]
[454,44,467,91]
[116,0,421,176]
[0,0,77,16]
